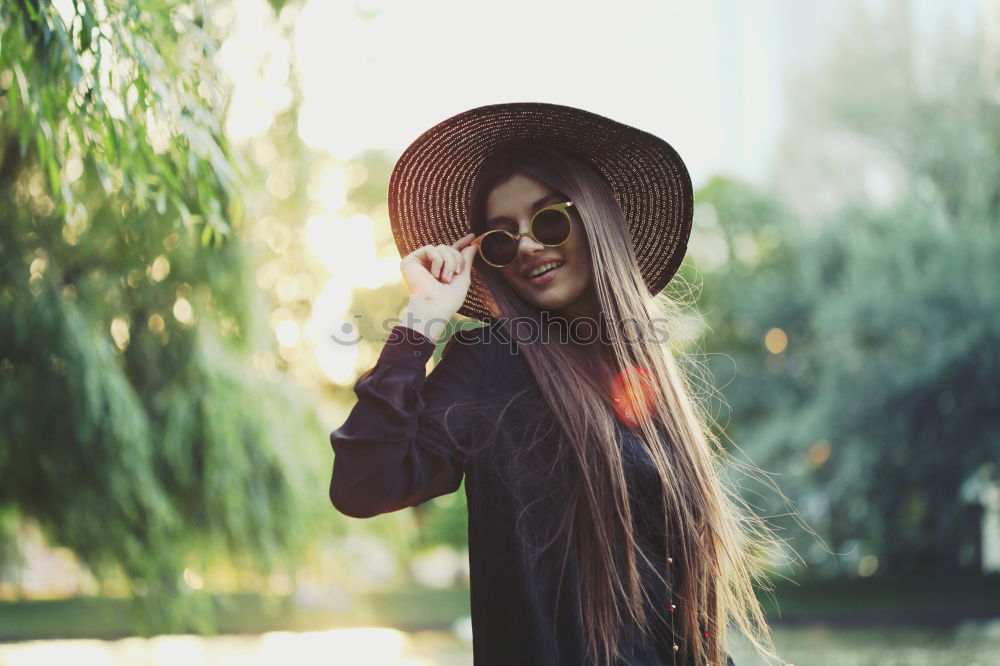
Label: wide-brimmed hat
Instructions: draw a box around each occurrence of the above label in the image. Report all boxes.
[387,102,694,323]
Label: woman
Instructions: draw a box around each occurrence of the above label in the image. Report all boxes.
[330,103,789,665]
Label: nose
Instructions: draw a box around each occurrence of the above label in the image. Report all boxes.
[516,230,545,255]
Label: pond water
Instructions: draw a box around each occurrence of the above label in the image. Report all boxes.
[729,620,1000,665]
[0,621,998,665]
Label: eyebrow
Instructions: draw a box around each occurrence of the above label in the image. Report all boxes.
[486,192,567,228]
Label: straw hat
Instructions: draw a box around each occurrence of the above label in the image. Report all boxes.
[387,102,694,323]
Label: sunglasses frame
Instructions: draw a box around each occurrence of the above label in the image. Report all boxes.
[471,201,575,268]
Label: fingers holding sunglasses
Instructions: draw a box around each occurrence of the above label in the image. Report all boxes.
[452,232,476,252]
[432,245,451,281]
[446,245,467,281]
[426,245,451,280]
[425,244,466,283]
[451,234,478,275]
[421,245,445,280]
[457,234,478,275]
[402,245,443,285]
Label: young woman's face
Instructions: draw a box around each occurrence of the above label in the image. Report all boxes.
[483,172,597,319]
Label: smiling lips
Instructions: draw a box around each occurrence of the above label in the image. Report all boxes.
[525,261,565,286]
[521,257,564,278]
[526,260,565,278]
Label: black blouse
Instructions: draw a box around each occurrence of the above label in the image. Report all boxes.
[330,322,735,666]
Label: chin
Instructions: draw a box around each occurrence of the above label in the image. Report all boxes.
[528,293,576,312]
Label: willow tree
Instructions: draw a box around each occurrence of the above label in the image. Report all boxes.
[0,0,325,633]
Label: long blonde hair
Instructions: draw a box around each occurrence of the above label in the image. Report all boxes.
[456,144,796,665]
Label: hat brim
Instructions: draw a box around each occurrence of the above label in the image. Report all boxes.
[388,102,693,323]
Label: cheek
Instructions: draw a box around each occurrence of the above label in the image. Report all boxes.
[499,268,522,291]
[568,260,591,290]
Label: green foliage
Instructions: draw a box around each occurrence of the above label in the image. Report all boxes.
[694,10,999,576]
[1,0,241,243]
[701,187,998,575]
[0,0,328,633]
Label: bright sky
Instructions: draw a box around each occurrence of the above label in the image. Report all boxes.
[220,0,792,188]
[218,0,985,198]
[290,0,782,189]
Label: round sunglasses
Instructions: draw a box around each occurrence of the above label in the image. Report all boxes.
[471,201,574,268]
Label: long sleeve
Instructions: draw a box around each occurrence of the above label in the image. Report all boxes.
[329,323,485,519]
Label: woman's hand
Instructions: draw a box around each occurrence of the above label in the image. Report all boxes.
[398,233,478,341]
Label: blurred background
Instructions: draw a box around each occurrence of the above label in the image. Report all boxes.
[0,0,998,664]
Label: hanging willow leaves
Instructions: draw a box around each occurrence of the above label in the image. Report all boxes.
[0,0,327,633]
